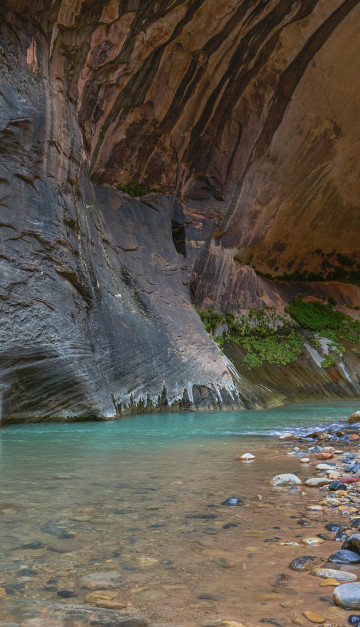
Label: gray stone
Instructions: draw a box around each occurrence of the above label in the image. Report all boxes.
[305,477,331,487]
[328,550,360,564]
[342,534,360,555]
[334,583,360,609]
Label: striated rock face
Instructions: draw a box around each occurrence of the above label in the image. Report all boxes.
[0,0,359,421]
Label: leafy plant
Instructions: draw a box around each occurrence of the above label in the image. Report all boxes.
[285,297,345,332]
[321,354,335,368]
[116,183,161,197]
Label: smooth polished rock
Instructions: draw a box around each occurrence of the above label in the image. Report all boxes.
[302,611,325,623]
[348,412,360,424]
[305,477,331,487]
[271,474,302,486]
[301,537,326,546]
[329,481,348,491]
[240,453,255,460]
[328,550,360,564]
[311,568,357,582]
[334,583,360,609]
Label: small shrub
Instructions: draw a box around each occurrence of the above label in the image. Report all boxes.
[116,183,161,197]
[286,297,345,332]
[321,354,335,368]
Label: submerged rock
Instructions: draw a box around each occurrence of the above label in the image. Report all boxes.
[289,556,324,571]
[80,570,125,590]
[221,497,244,506]
[302,611,325,624]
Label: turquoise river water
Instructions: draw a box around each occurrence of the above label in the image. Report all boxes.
[0,401,359,626]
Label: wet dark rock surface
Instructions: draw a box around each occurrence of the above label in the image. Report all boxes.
[0,1,360,421]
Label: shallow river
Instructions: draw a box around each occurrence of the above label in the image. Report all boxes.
[0,401,359,626]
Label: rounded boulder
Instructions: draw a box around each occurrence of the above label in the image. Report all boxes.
[334,583,360,609]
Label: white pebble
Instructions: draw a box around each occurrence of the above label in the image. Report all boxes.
[240,453,255,460]
[270,473,302,486]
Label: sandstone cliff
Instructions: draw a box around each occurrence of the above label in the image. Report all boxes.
[0,0,359,422]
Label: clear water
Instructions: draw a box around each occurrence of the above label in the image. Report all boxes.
[0,401,358,626]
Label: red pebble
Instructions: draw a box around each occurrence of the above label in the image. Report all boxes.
[339,475,360,483]
[349,434,360,441]
[315,452,334,460]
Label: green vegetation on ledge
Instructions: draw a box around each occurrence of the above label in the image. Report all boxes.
[195,298,360,370]
[116,183,161,197]
[195,306,303,368]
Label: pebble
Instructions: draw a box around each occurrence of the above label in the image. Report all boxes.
[328,550,360,564]
[85,590,125,607]
[311,568,357,582]
[301,537,325,546]
[137,556,159,568]
[305,478,331,487]
[321,497,341,506]
[325,523,346,532]
[319,577,339,586]
[329,481,348,491]
[351,519,360,528]
[270,474,302,486]
[341,476,360,484]
[335,529,349,541]
[316,464,335,470]
[302,610,325,623]
[349,616,360,626]
[334,582,360,608]
[315,453,333,460]
[240,453,255,460]
[80,570,125,589]
[57,589,77,598]
[221,497,244,506]
[289,556,324,571]
[21,541,43,549]
[300,458,311,463]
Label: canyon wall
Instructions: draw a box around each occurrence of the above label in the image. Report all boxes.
[0,0,359,422]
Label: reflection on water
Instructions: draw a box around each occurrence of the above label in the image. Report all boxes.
[0,401,358,625]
